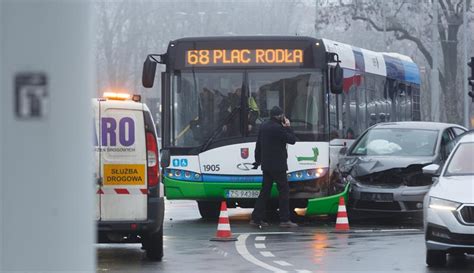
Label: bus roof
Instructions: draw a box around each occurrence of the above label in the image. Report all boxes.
[171,35,320,43]
[322,38,420,85]
[164,36,420,85]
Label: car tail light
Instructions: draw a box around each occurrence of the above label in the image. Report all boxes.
[146,132,159,187]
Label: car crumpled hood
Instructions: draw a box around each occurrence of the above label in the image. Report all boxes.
[339,155,434,177]
[430,176,474,204]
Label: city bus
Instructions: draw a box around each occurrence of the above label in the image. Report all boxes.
[142,36,421,218]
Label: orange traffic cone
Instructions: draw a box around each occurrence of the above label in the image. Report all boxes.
[210,201,237,241]
[335,196,350,231]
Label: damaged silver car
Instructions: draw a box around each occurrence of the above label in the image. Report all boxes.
[336,122,466,214]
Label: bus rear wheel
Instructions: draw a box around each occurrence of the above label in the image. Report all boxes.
[197,201,221,219]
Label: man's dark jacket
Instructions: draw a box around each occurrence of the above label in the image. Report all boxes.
[255,118,297,172]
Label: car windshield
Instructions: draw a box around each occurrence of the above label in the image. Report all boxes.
[350,128,438,156]
[444,142,474,176]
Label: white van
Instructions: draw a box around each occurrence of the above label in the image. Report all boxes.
[93,93,164,261]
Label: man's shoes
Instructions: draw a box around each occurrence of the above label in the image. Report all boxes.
[249,220,269,227]
[279,221,298,228]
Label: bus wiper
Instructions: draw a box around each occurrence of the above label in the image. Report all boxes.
[200,107,240,153]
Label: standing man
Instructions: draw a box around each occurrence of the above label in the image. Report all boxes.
[251,106,297,228]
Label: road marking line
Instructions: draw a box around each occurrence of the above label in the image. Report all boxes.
[379,229,421,232]
[255,236,266,241]
[235,234,287,273]
[255,243,266,249]
[274,260,292,266]
[260,251,275,257]
[353,228,422,233]
[296,270,312,273]
[234,232,293,235]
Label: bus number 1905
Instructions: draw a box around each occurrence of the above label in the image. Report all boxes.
[203,164,220,172]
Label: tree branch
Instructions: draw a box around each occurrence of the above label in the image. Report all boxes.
[352,15,433,67]
[393,0,407,18]
[455,0,462,14]
[444,0,455,13]
[438,0,450,21]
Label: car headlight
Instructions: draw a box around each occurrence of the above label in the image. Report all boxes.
[429,197,461,211]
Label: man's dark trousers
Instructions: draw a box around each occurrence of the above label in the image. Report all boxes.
[251,171,289,222]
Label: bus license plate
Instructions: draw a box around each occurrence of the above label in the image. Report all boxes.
[226,190,260,199]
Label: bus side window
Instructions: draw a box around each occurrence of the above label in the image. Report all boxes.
[366,75,376,126]
[406,85,412,121]
[412,85,421,121]
[329,92,339,140]
[358,75,367,134]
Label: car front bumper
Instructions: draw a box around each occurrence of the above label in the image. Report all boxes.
[350,183,430,212]
[425,224,474,253]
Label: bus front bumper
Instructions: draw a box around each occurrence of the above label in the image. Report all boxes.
[164,177,349,215]
[305,183,350,215]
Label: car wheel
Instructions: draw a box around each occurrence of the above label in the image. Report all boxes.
[426,249,446,267]
[143,226,163,261]
[197,201,221,219]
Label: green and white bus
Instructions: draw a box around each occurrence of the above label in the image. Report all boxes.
[142,36,421,218]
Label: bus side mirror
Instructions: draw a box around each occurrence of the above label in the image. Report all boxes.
[143,55,158,88]
[160,149,171,168]
[330,63,343,94]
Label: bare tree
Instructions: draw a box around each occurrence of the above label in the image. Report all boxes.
[316,0,473,123]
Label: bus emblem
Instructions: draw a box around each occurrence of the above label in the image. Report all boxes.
[240,148,249,159]
[296,147,319,163]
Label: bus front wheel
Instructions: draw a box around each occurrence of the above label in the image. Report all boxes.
[197,201,221,219]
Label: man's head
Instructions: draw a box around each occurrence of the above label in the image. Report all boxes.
[270,106,284,120]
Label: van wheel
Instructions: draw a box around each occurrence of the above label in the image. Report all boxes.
[426,249,446,267]
[143,226,163,261]
[197,201,220,219]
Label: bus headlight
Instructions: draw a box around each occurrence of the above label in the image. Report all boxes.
[429,197,460,211]
[315,168,327,178]
[165,169,202,182]
[288,168,328,182]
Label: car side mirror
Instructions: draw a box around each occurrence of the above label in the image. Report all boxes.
[422,164,440,176]
[339,147,348,155]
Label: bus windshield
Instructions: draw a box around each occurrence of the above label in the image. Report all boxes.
[170,70,326,148]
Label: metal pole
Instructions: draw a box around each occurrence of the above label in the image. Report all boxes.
[431,0,440,122]
[463,0,469,128]
[1,1,95,271]
[315,0,318,36]
[383,1,386,49]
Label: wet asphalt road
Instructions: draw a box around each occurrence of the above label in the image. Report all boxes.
[97,200,474,273]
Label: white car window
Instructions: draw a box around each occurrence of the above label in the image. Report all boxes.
[445,142,474,176]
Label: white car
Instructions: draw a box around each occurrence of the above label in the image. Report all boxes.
[423,131,474,267]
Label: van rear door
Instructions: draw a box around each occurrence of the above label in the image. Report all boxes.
[93,101,101,221]
[97,101,148,221]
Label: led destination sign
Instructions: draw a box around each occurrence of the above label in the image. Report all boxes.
[185,49,304,67]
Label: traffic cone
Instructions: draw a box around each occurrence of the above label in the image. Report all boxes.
[335,196,350,231]
[210,201,237,241]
